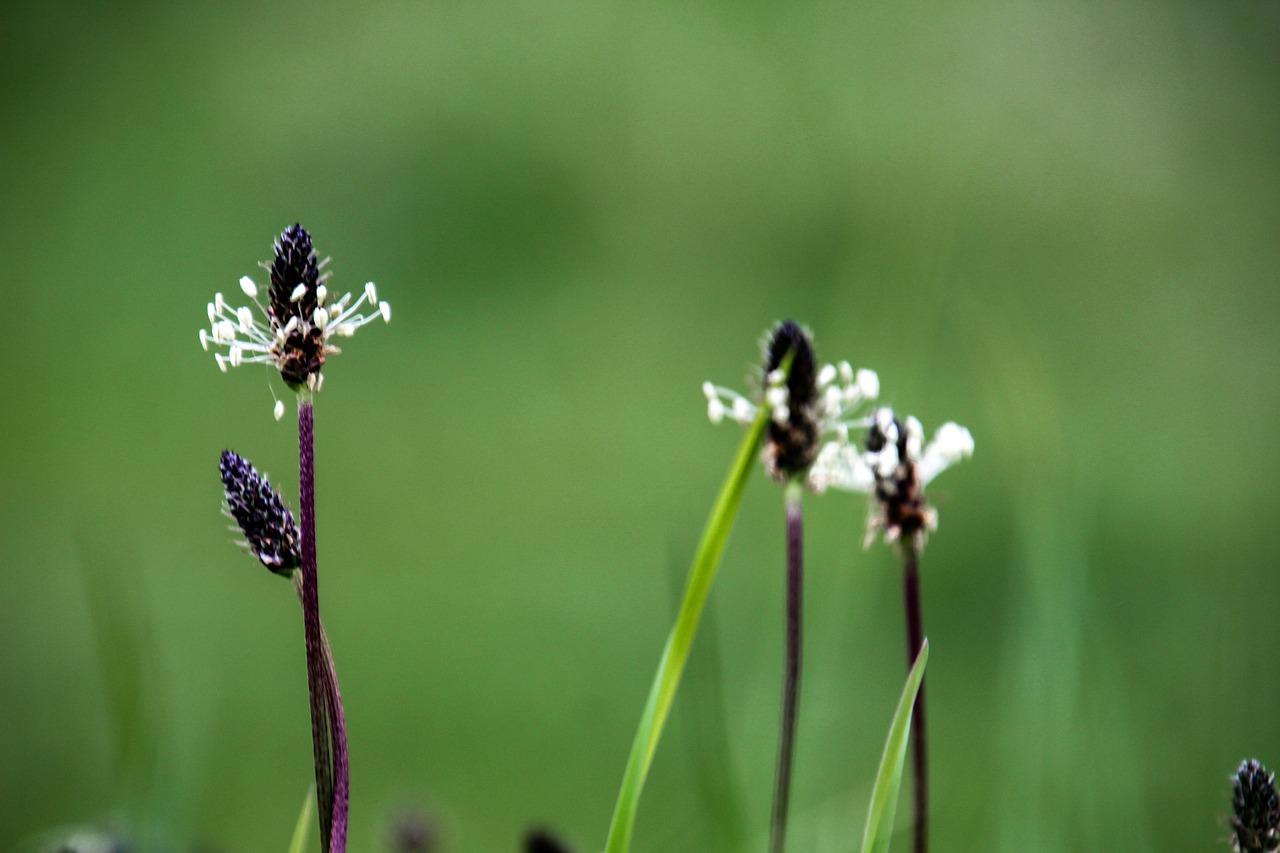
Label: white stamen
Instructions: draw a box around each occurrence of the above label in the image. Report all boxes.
[707,398,726,424]
[856,369,879,400]
[215,292,225,313]
[215,353,228,372]
[766,369,785,388]
[379,301,391,323]
[229,346,243,367]
[207,302,216,323]
[838,361,854,384]
[314,307,329,330]
[316,284,328,305]
[773,404,790,425]
[199,329,209,351]
[766,386,788,410]
[702,381,717,401]
[274,400,286,421]
[239,276,258,298]
[283,316,299,335]
[237,306,254,333]
[335,323,356,337]
[290,283,307,302]
[365,282,378,305]
[818,363,837,387]
[731,398,753,423]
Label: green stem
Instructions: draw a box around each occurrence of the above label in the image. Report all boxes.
[603,406,771,853]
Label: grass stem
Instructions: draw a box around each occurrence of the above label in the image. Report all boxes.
[901,542,927,853]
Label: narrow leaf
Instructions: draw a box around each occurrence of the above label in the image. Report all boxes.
[860,640,929,853]
[603,405,771,853]
[287,787,316,853]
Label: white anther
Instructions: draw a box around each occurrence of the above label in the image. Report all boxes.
[766,386,789,410]
[365,282,378,305]
[731,398,753,422]
[707,399,726,424]
[702,381,717,401]
[290,283,307,302]
[283,316,299,335]
[229,346,243,367]
[818,363,837,387]
[217,320,237,343]
[313,307,329,330]
[207,302,216,323]
[237,306,254,332]
[335,323,356,337]
[274,400,286,421]
[215,292,225,313]
[773,404,790,425]
[838,361,854,384]
[199,329,209,351]
[856,369,879,400]
[766,369,785,387]
[215,353,228,372]
[906,416,924,461]
[316,284,328,305]
[379,301,391,323]
[239,276,258,298]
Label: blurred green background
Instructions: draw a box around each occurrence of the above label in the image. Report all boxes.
[2,0,1278,850]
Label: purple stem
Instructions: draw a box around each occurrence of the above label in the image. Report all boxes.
[299,400,349,852]
[769,488,804,853]
[902,543,927,853]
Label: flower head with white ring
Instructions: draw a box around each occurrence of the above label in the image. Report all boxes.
[702,321,881,484]
[200,224,390,417]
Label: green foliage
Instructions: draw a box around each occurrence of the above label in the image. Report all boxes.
[604,404,770,853]
[860,642,928,853]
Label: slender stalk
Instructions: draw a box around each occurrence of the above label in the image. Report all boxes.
[298,397,349,853]
[769,481,804,853]
[292,573,350,853]
[901,542,927,853]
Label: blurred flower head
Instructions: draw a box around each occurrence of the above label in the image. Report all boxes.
[219,449,300,575]
[1232,759,1280,853]
[703,320,879,483]
[810,406,973,548]
[200,224,390,411]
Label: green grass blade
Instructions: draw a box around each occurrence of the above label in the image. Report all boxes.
[860,640,929,853]
[286,787,316,853]
[603,406,770,853]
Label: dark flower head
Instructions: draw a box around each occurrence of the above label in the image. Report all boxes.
[219,450,300,575]
[267,224,329,388]
[703,321,880,486]
[1232,759,1280,853]
[201,225,391,408]
[761,320,820,480]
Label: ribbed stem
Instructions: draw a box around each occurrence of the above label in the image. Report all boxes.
[769,482,804,853]
[902,543,927,853]
[299,399,349,853]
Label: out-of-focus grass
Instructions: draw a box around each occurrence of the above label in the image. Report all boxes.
[1,0,1278,851]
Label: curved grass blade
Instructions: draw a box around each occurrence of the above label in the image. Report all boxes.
[860,640,929,853]
[287,787,316,853]
[603,404,771,853]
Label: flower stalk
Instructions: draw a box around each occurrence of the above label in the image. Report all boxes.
[769,479,804,853]
[298,397,349,852]
[901,541,927,853]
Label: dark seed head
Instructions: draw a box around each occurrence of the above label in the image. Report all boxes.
[1232,759,1280,853]
[267,224,327,388]
[763,320,819,480]
[219,450,300,575]
[865,408,931,545]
